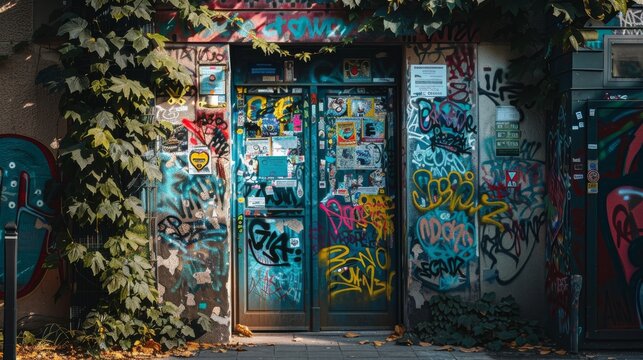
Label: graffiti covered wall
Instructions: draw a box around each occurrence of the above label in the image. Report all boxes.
[404,42,481,319]
[155,45,232,342]
[404,43,548,324]
[0,135,68,324]
[478,45,547,321]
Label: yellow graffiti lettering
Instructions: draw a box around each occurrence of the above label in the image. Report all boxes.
[412,170,480,214]
[412,169,509,230]
[357,194,395,243]
[246,95,267,120]
[320,245,395,301]
[273,96,294,121]
[480,194,508,232]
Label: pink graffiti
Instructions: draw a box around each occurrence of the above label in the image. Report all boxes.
[319,199,368,234]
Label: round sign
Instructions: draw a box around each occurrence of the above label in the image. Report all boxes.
[587,169,600,183]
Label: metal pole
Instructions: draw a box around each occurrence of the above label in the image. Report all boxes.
[3,222,18,360]
[570,274,583,353]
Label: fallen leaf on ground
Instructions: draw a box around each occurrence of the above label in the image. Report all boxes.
[394,324,406,336]
[235,324,253,337]
[373,341,385,347]
[385,334,400,342]
[459,347,483,353]
[217,349,227,353]
[186,342,200,351]
[437,345,453,351]
[555,350,567,355]
[540,350,552,355]
[419,341,432,347]
[344,332,360,338]
[358,340,370,345]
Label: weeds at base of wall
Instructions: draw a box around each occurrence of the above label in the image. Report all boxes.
[415,292,542,351]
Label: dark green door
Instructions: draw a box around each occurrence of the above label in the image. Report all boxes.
[234,85,399,330]
[235,88,311,330]
[315,87,399,329]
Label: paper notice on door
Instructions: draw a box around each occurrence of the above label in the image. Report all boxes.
[247,196,266,208]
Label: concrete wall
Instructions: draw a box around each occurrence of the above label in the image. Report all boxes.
[477,44,547,322]
[0,0,69,325]
[154,45,233,342]
[404,42,547,325]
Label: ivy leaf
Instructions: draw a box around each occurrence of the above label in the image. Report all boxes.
[87,127,113,151]
[125,296,141,312]
[88,0,109,11]
[57,18,90,43]
[65,76,89,93]
[197,313,213,332]
[70,149,95,170]
[147,33,169,48]
[66,242,88,263]
[124,29,149,52]
[124,197,146,220]
[93,111,116,130]
[144,162,162,182]
[83,251,106,276]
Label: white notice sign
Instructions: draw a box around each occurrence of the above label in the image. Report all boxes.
[410,65,447,97]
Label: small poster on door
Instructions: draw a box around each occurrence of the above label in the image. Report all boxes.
[343,58,371,82]
[336,147,357,169]
[246,137,271,157]
[336,121,357,146]
[272,136,298,156]
[327,97,348,117]
[188,147,212,175]
[356,143,384,169]
[361,118,385,143]
[348,98,375,117]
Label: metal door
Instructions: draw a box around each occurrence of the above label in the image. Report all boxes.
[235,88,311,329]
[587,100,643,339]
[314,87,399,329]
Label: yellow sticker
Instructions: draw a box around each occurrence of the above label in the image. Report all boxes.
[328,139,333,145]
[236,129,243,135]
[238,197,245,203]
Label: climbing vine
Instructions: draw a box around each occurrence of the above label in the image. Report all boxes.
[35,0,235,351]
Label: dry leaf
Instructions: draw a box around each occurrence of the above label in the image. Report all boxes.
[373,341,385,347]
[419,341,432,347]
[437,345,453,351]
[394,324,406,336]
[235,324,253,337]
[459,347,482,353]
[344,332,360,338]
[385,335,400,342]
[144,339,162,353]
[540,350,552,355]
[217,349,228,353]
[555,350,567,355]
[518,347,530,352]
[358,340,370,345]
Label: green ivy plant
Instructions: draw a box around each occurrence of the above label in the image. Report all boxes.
[35,0,232,352]
[415,293,542,351]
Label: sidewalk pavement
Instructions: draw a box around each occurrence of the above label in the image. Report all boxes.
[169,332,643,360]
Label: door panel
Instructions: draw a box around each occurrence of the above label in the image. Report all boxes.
[236,89,310,329]
[316,88,399,328]
[587,100,643,339]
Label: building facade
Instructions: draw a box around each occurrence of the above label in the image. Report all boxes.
[1,0,641,348]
